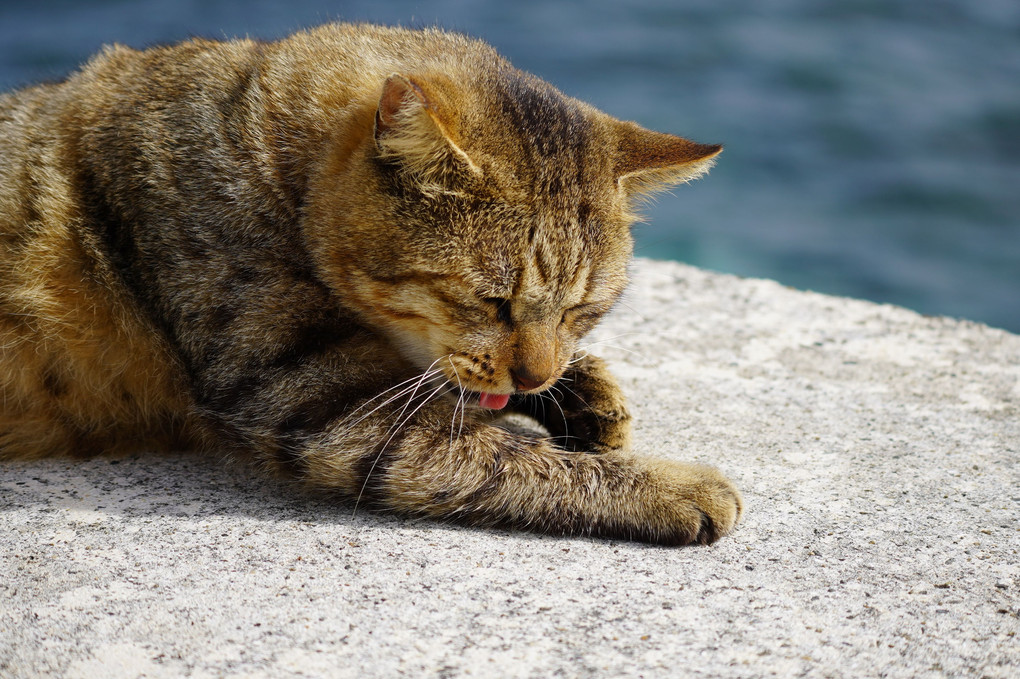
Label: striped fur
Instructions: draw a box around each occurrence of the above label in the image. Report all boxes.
[0,24,740,545]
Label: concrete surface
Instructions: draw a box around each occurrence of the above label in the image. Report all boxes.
[1,258,1017,678]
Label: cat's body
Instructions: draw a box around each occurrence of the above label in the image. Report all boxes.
[0,24,741,544]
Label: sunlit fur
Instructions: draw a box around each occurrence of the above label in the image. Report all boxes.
[0,24,740,545]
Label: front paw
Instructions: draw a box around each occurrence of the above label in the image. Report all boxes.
[546,355,631,453]
[646,460,743,545]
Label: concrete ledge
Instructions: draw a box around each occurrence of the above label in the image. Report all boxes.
[2,258,1017,678]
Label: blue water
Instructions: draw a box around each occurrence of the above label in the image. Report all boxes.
[2,0,1018,332]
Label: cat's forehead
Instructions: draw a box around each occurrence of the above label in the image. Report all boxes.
[435,72,629,302]
[492,74,593,163]
[464,208,626,305]
[468,69,613,202]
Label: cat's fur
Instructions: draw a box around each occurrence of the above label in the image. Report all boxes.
[0,23,741,544]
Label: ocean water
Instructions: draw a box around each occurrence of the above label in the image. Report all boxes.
[2,0,1018,332]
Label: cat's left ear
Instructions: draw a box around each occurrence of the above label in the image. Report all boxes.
[373,73,481,190]
[614,121,722,197]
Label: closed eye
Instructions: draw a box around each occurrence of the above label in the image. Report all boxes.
[561,302,604,326]
[483,297,513,324]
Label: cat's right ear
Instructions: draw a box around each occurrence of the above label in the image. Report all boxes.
[373,74,480,191]
[614,122,722,199]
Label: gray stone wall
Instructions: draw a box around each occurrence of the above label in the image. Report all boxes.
[2,259,1017,678]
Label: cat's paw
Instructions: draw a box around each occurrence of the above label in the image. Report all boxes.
[545,354,632,453]
[645,461,743,545]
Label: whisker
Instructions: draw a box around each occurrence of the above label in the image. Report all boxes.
[350,356,452,516]
[339,357,447,428]
[457,388,466,444]
[342,372,441,428]
[614,300,643,317]
[567,352,590,365]
[586,343,639,357]
[447,356,466,451]
[543,388,569,445]
[321,366,447,457]
[353,381,448,516]
[383,356,452,435]
[383,382,448,450]
[587,331,639,344]
[557,381,592,412]
[577,333,641,357]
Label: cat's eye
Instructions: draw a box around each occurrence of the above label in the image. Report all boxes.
[561,303,601,327]
[483,297,513,324]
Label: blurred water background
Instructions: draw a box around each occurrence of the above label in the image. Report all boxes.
[2,0,1017,332]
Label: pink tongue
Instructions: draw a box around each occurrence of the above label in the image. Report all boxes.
[478,392,511,410]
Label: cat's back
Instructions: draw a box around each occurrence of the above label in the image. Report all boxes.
[0,82,69,248]
[283,22,500,73]
[0,25,475,461]
[259,23,508,118]
[0,52,206,461]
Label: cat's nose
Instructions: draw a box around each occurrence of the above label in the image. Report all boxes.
[511,322,556,391]
[510,366,547,392]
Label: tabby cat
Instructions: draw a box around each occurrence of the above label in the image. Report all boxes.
[0,23,741,545]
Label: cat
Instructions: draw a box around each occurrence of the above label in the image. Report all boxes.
[0,23,741,545]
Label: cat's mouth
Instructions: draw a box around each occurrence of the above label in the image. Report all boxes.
[446,388,512,411]
[438,349,555,411]
[477,392,511,410]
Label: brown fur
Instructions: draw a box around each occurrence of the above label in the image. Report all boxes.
[0,23,740,545]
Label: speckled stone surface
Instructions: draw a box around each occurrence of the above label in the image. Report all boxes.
[2,259,1018,678]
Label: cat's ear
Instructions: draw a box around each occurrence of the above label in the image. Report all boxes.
[374,73,480,191]
[614,121,722,198]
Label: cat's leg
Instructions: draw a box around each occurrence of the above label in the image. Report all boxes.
[511,353,632,453]
[288,396,742,546]
[174,284,739,544]
[196,338,740,544]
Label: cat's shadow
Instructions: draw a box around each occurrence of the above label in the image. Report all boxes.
[2,451,401,532]
[1,416,551,536]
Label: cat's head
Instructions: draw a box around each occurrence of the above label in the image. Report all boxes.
[305,67,719,409]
